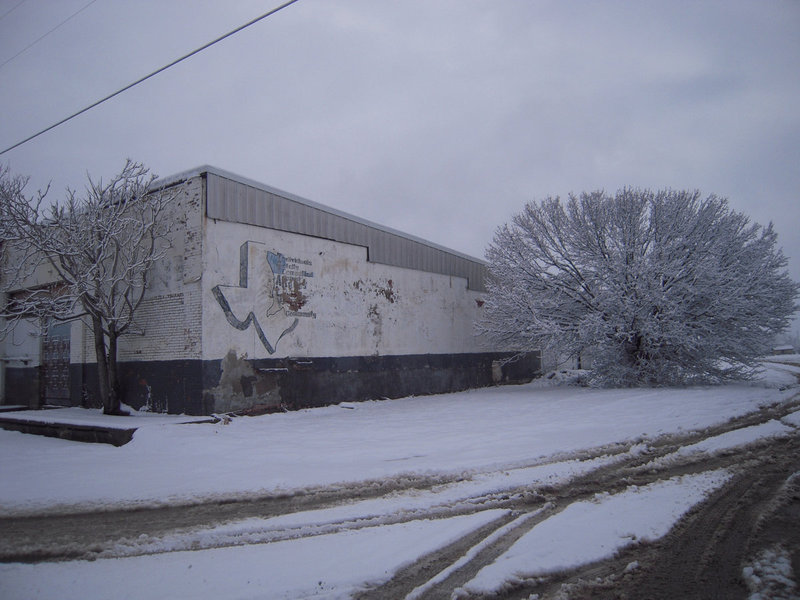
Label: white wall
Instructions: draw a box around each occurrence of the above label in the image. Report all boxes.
[202,218,492,361]
[0,317,41,367]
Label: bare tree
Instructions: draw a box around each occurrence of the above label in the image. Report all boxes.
[0,161,177,414]
[480,189,800,386]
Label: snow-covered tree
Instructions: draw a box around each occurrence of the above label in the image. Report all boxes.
[0,161,177,414]
[480,188,799,386]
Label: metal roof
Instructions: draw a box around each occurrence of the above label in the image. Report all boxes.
[161,165,487,291]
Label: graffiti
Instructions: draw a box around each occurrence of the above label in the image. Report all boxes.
[212,242,314,354]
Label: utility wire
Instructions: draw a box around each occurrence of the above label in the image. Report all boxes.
[0,0,27,22]
[0,0,99,70]
[0,0,301,156]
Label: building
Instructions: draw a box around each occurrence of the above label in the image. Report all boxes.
[771,345,795,356]
[0,166,540,414]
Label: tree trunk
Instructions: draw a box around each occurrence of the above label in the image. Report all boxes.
[92,317,126,415]
[91,315,111,412]
[106,328,126,415]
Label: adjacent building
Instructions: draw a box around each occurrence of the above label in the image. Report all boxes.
[1,166,540,414]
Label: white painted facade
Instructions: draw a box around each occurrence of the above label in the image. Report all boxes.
[203,219,488,361]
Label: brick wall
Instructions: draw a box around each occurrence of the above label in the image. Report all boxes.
[74,175,206,364]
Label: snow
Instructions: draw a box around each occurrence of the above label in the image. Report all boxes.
[756,362,800,387]
[406,511,544,600]
[106,455,621,559]
[0,406,212,429]
[763,353,800,364]
[457,470,732,596]
[782,410,800,428]
[0,366,797,516]
[0,510,506,600]
[675,419,795,453]
[0,362,797,599]
[645,419,796,469]
[742,544,798,600]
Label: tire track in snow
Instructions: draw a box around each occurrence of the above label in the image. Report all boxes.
[1,396,798,574]
[352,398,800,599]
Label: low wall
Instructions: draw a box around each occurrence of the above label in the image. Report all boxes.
[201,351,541,414]
[45,351,540,416]
[0,417,136,446]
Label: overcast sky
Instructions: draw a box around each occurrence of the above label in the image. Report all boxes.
[1,1,798,324]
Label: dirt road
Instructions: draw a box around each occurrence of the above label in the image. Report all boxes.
[357,403,800,600]
[2,393,799,599]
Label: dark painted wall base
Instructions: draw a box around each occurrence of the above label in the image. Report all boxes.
[3,366,41,409]
[5,352,541,416]
[71,360,207,415]
[201,351,541,415]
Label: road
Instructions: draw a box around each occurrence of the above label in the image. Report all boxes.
[1,390,799,599]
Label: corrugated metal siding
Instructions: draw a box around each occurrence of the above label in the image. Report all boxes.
[205,172,486,291]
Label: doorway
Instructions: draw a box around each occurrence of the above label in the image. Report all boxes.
[41,322,71,406]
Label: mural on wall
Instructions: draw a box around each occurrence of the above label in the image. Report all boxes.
[212,241,315,354]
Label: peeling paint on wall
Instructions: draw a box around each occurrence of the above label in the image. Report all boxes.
[352,278,398,304]
[210,349,282,413]
[377,279,396,303]
[203,219,491,361]
[367,303,382,353]
[279,276,308,312]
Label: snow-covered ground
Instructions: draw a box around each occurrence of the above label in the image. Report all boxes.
[762,353,800,365]
[1,510,509,600]
[455,470,733,597]
[645,418,798,469]
[1,365,796,516]
[743,544,799,600]
[0,361,798,599]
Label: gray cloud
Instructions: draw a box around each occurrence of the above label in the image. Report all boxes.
[2,0,798,325]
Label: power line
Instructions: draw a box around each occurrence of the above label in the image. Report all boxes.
[0,0,301,157]
[0,0,27,22]
[0,0,99,70]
